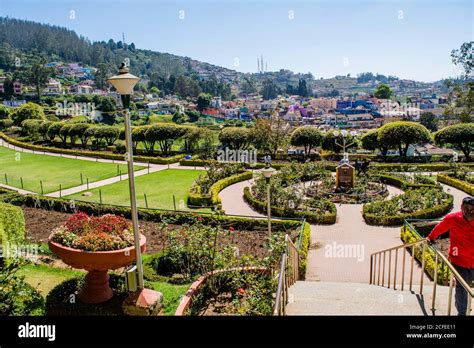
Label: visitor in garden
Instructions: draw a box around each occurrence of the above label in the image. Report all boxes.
[426,196,474,316]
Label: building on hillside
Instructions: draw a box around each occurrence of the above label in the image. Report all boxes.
[44,78,62,95]
[13,81,22,94]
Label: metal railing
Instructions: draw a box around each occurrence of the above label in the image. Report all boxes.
[369,220,473,315]
[274,234,300,315]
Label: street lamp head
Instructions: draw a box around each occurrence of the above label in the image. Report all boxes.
[341,129,348,137]
[107,63,140,95]
[261,164,277,179]
[333,130,340,137]
[350,130,357,137]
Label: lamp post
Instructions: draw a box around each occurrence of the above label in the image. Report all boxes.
[261,163,276,239]
[334,129,357,162]
[107,63,144,289]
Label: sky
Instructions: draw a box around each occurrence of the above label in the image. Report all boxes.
[0,0,472,82]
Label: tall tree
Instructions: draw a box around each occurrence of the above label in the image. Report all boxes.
[374,84,392,99]
[25,57,53,101]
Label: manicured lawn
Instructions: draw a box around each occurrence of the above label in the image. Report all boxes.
[18,264,84,298]
[0,146,141,193]
[65,169,206,211]
[147,280,191,315]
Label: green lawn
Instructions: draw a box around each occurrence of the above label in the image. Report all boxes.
[0,146,141,193]
[65,169,206,211]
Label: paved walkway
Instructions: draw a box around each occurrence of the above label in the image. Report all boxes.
[219,178,265,217]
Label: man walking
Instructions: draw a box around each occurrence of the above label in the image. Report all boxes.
[427,196,474,315]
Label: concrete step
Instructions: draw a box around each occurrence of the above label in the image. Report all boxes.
[286,281,459,316]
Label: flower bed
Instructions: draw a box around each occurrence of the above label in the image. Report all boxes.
[0,132,183,164]
[363,188,453,226]
[437,173,474,195]
[377,173,438,190]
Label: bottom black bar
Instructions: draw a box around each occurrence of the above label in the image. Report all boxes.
[0,316,472,346]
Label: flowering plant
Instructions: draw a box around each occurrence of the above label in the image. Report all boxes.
[51,212,134,252]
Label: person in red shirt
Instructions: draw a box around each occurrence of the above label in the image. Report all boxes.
[427,196,474,315]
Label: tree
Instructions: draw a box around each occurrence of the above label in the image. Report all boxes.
[374,84,392,99]
[172,111,188,124]
[260,79,279,100]
[451,41,473,78]
[97,126,120,146]
[58,124,73,146]
[241,77,257,95]
[297,78,309,97]
[420,112,438,132]
[252,116,290,156]
[144,124,184,155]
[0,105,10,119]
[377,121,431,158]
[20,119,42,138]
[69,123,92,146]
[46,122,63,142]
[289,126,323,158]
[434,123,474,161]
[182,126,202,153]
[321,130,357,154]
[94,63,109,90]
[25,57,53,101]
[10,102,46,125]
[218,127,252,150]
[149,86,160,95]
[196,93,212,110]
[38,121,52,141]
[360,129,389,157]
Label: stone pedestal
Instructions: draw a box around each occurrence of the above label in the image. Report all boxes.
[122,288,163,316]
[78,270,114,304]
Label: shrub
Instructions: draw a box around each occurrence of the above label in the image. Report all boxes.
[290,126,322,158]
[0,119,13,130]
[434,123,474,161]
[10,102,46,126]
[363,188,453,226]
[377,121,431,158]
[46,122,63,142]
[218,127,252,150]
[0,202,25,245]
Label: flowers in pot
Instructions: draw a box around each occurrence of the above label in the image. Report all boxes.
[48,212,146,304]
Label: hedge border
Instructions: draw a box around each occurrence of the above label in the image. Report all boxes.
[0,132,183,164]
[400,223,449,285]
[2,193,304,233]
[377,174,438,190]
[188,171,253,209]
[363,193,453,226]
[243,187,337,225]
[437,173,474,196]
[298,222,311,279]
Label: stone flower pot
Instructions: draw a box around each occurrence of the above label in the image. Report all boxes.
[48,233,146,304]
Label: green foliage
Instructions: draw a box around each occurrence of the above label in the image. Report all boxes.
[0,259,45,316]
[420,112,438,132]
[218,127,252,150]
[374,83,392,99]
[434,123,474,160]
[196,93,212,110]
[437,173,474,195]
[0,105,11,119]
[378,121,431,157]
[290,126,323,157]
[144,123,184,155]
[0,202,25,245]
[363,188,453,226]
[0,119,13,130]
[46,122,62,142]
[10,102,46,126]
[322,130,357,153]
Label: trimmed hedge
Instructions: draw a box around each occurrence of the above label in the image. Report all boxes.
[179,158,288,170]
[363,194,453,226]
[437,173,474,195]
[188,171,253,208]
[298,222,311,279]
[2,193,304,233]
[377,174,438,190]
[243,187,337,225]
[0,132,183,164]
[400,224,449,285]
[371,162,474,172]
[0,202,25,245]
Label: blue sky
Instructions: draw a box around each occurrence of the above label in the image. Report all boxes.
[0,0,472,82]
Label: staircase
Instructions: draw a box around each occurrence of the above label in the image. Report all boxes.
[286,281,451,315]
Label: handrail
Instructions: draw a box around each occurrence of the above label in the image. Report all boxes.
[273,234,300,315]
[369,220,473,315]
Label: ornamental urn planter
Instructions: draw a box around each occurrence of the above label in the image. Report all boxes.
[48,233,146,304]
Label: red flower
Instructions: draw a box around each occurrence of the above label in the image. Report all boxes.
[237,288,245,295]
[229,226,235,231]
[65,212,90,234]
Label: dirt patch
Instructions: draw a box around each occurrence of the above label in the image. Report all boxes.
[23,207,288,257]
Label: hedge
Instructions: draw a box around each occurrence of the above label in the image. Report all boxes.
[0,132,183,164]
[179,158,288,170]
[371,162,474,172]
[400,223,449,285]
[437,173,474,196]
[377,174,438,190]
[363,194,453,226]
[2,193,304,233]
[298,222,311,279]
[243,187,337,225]
[188,171,254,208]
[0,202,25,245]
